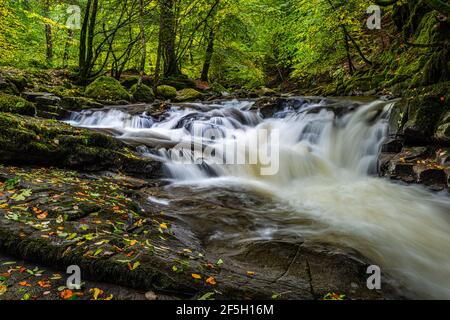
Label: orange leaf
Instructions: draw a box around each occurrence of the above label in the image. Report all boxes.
[19,281,31,287]
[206,277,217,285]
[191,274,202,280]
[37,212,48,220]
[38,280,51,288]
[60,289,74,300]
[246,271,256,277]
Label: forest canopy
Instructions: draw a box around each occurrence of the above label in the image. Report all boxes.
[0,0,448,91]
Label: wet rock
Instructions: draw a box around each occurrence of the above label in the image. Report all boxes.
[435,111,450,142]
[416,168,447,190]
[381,138,404,153]
[35,94,61,107]
[60,96,103,111]
[402,96,444,145]
[21,92,55,103]
[0,113,161,178]
[251,97,284,118]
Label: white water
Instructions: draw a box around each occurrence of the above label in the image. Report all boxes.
[68,98,450,299]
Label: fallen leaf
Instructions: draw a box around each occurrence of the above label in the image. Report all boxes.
[38,280,51,288]
[60,289,74,300]
[145,291,157,300]
[246,271,256,277]
[19,281,31,287]
[0,285,7,296]
[90,288,104,300]
[206,277,217,285]
[192,274,202,280]
[128,261,141,271]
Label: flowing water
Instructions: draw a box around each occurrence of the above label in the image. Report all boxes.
[67,97,450,299]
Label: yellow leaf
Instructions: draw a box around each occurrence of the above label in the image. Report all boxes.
[192,274,202,280]
[90,288,104,300]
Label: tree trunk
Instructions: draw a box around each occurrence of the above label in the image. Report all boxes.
[139,0,147,85]
[79,0,98,83]
[44,1,53,65]
[63,29,74,67]
[201,27,215,82]
[158,0,181,77]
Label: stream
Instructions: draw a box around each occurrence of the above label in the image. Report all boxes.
[66,97,450,299]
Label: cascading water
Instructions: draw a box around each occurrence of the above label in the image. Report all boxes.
[67,98,450,299]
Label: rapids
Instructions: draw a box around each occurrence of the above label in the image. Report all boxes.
[67,97,450,299]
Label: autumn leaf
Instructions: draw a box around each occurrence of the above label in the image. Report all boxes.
[37,280,51,288]
[90,288,104,300]
[0,285,7,296]
[60,289,74,300]
[246,271,256,277]
[192,274,202,280]
[206,277,217,285]
[128,261,141,271]
[37,212,48,220]
[160,223,168,229]
[19,281,31,287]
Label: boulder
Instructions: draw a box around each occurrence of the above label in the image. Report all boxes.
[175,88,203,102]
[85,76,131,102]
[402,96,445,145]
[0,93,36,116]
[131,83,155,103]
[0,77,19,95]
[0,113,161,178]
[59,96,104,111]
[435,110,450,142]
[156,85,177,100]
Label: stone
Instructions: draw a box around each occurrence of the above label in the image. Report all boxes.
[0,92,36,116]
[156,85,177,100]
[175,88,203,102]
[85,76,131,102]
[381,138,404,153]
[131,83,155,103]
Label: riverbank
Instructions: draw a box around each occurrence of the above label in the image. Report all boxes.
[0,67,448,300]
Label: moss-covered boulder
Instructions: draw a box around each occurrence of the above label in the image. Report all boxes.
[131,84,155,103]
[60,96,103,111]
[85,76,131,102]
[175,88,203,102]
[156,85,177,100]
[0,93,36,116]
[0,77,19,95]
[402,96,445,144]
[435,111,450,142]
[211,82,227,93]
[0,113,161,177]
[121,75,141,89]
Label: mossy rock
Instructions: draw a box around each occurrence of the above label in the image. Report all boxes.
[0,113,161,177]
[402,96,445,144]
[59,96,104,111]
[131,84,155,103]
[0,78,19,95]
[121,76,140,89]
[6,75,29,92]
[211,82,227,93]
[0,93,36,116]
[435,111,450,142]
[85,76,131,102]
[175,88,203,102]
[162,77,196,90]
[156,85,177,100]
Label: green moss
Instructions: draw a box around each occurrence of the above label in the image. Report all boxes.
[211,82,227,93]
[121,76,140,89]
[175,88,203,102]
[0,93,36,116]
[131,84,155,103]
[85,76,131,102]
[156,85,177,100]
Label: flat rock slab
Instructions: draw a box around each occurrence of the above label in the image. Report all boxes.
[0,166,400,300]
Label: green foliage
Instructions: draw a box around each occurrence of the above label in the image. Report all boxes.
[0,93,36,115]
[156,85,177,99]
[85,76,130,102]
[131,83,155,103]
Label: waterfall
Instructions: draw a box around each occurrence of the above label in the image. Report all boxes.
[67,97,450,299]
